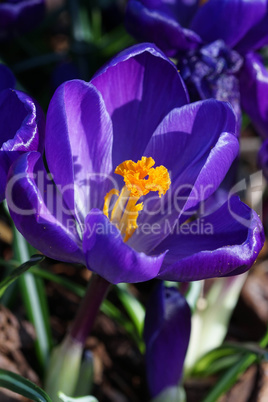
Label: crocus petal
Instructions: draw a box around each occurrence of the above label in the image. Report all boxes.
[0,0,45,40]
[6,152,84,265]
[15,0,45,34]
[92,43,189,168]
[45,80,113,222]
[145,98,237,176]
[127,0,199,27]
[156,196,264,281]
[239,52,268,138]
[0,89,45,202]
[128,99,238,253]
[235,12,268,54]
[190,0,267,49]
[0,89,45,152]
[258,139,268,180]
[167,0,199,27]
[144,282,191,397]
[0,64,15,91]
[125,1,201,57]
[82,210,166,284]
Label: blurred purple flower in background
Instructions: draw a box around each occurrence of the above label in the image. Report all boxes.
[0,0,45,40]
[126,0,268,137]
[6,44,264,285]
[0,64,45,201]
[0,63,15,90]
[144,282,191,398]
[51,61,80,93]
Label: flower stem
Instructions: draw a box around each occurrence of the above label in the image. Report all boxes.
[69,273,111,344]
[45,273,111,400]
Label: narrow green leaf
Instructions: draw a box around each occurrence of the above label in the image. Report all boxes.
[98,26,134,57]
[91,8,102,41]
[201,353,256,402]
[0,369,52,402]
[30,267,143,348]
[197,354,241,377]
[30,266,85,297]
[116,283,145,337]
[202,325,268,402]
[241,112,250,130]
[20,272,53,369]
[12,226,52,371]
[192,346,241,375]
[0,255,44,297]
[0,258,19,269]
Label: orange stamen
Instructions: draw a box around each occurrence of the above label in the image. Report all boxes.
[103,157,171,242]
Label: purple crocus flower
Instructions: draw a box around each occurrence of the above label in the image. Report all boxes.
[239,52,268,178]
[0,63,15,90]
[144,282,191,398]
[6,44,264,284]
[0,64,45,201]
[125,0,268,135]
[0,0,45,40]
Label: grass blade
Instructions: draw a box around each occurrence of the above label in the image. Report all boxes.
[0,369,52,402]
[13,228,53,372]
[202,326,268,402]
[0,255,44,297]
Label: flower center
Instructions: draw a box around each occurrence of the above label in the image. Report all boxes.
[103,157,171,242]
[178,40,243,105]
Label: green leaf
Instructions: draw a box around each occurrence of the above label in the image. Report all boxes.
[11,223,52,371]
[195,354,241,377]
[30,267,143,349]
[241,112,250,130]
[19,272,52,370]
[192,346,242,376]
[201,353,256,402]
[202,325,268,402]
[116,283,145,337]
[30,266,85,298]
[0,369,52,402]
[0,255,44,298]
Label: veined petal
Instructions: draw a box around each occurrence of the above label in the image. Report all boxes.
[0,89,45,202]
[127,0,199,27]
[125,0,201,57]
[92,43,189,169]
[0,89,45,152]
[128,99,238,253]
[190,0,267,49]
[45,80,113,223]
[144,283,191,397]
[144,98,237,172]
[82,210,166,284]
[156,196,264,281]
[6,152,84,265]
[239,52,268,139]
